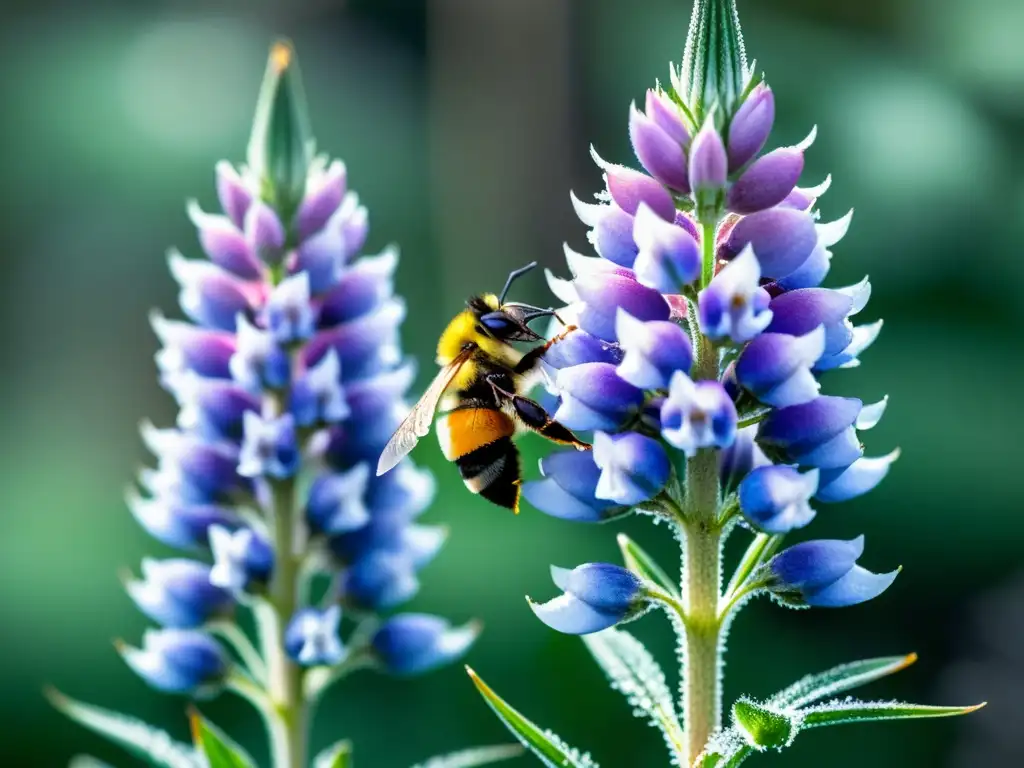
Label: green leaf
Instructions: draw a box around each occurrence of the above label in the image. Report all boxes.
[769,654,920,709]
[69,757,117,768]
[616,533,679,598]
[730,698,798,751]
[47,689,199,768]
[467,668,597,768]
[411,743,524,768]
[582,628,685,761]
[801,699,986,729]
[189,710,256,768]
[314,739,353,768]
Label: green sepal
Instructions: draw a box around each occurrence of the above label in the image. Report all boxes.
[616,533,679,598]
[46,689,200,768]
[677,0,748,124]
[801,699,986,729]
[188,710,256,768]
[582,628,685,761]
[411,743,525,768]
[467,667,597,768]
[246,39,314,222]
[314,739,354,768]
[769,653,919,709]
[730,698,798,751]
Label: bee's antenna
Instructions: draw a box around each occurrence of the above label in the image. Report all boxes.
[499,262,538,304]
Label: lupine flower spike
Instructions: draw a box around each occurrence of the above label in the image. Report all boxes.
[49,40,494,768]
[467,2,983,766]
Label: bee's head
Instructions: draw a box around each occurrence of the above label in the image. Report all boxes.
[467,262,556,343]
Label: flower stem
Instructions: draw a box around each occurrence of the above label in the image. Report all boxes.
[257,385,307,768]
[681,223,725,764]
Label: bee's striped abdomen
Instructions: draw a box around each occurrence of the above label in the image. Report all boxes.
[456,437,522,513]
[436,407,515,461]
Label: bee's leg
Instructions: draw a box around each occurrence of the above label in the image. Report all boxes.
[513,324,579,375]
[486,374,590,451]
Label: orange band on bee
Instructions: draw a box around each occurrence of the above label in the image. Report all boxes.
[436,408,515,460]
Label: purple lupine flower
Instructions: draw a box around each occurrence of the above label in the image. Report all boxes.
[530,563,650,635]
[629,89,691,192]
[592,431,670,506]
[738,465,819,534]
[554,362,644,431]
[698,245,773,343]
[765,536,898,608]
[208,525,274,594]
[757,395,887,469]
[727,83,775,170]
[631,204,702,293]
[614,308,692,390]
[815,449,900,503]
[238,412,300,479]
[126,559,234,629]
[285,606,345,667]
[661,372,737,456]
[119,629,229,697]
[735,327,826,407]
[522,449,630,523]
[372,614,481,676]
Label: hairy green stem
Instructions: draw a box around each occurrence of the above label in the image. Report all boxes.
[681,222,725,764]
[257,387,307,768]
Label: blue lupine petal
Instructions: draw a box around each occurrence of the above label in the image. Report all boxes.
[554,362,644,431]
[803,565,898,607]
[815,450,899,503]
[629,100,689,191]
[724,207,818,280]
[265,272,315,344]
[290,349,349,427]
[238,412,300,479]
[294,191,370,294]
[151,313,236,380]
[769,536,864,591]
[296,159,346,240]
[208,525,273,594]
[688,120,728,194]
[735,327,825,408]
[243,200,286,266]
[215,161,253,229]
[727,148,805,215]
[318,248,398,327]
[574,270,671,342]
[342,551,419,610]
[563,562,644,612]
[307,464,371,534]
[592,431,670,505]
[698,245,773,343]
[719,425,770,493]
[168,252,256,331]
[127,491,241,551]
[661,372,737,456]
[727,83,774,171]
[758,396,862,456]
[305,298,405,381]
[122,629,228,696]
[187,201,263,280]
[523,449,628,523]
[739,466,819,534]
[141,426,246,501]
[591,147,676,221]
[372,614,479,676]
[615,310,692,390]
[543,328,622,369]
[529,593,620,635]
[165,374,259,441]
[285,606,345,666]
[632,204,701,293]
[230,314,290,392]
[127,558,233,629]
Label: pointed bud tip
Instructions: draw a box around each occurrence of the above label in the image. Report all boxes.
[270,40,294,73]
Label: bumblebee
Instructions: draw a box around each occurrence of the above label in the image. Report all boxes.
[376,263,589,513]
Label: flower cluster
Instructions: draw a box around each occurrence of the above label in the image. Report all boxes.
[56,41,476,768]
[524,60,897,629]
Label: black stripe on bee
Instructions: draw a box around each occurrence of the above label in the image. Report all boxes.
[456,436,521,512]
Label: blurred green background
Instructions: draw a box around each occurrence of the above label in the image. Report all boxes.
[2,0,1021,765]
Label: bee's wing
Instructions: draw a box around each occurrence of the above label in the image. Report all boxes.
[376,349,472,476]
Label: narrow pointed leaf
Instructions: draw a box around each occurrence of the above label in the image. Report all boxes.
[189,711,255,768]
[801,699,986,729]
[582,628,685,761]
[47,689,199,768]
[769,654,919,709]
[467,668,597,768]
[616,534,679,598]
[731,698,798,750]
[411,743,524,768]
[69,757,117,768]
[315,739,353,768]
